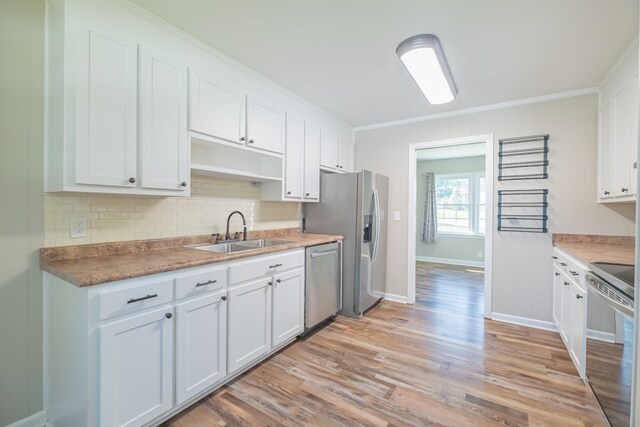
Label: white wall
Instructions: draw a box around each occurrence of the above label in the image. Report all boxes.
[355,94,635,322]
[416,156,485,265]
[0,0,45,425]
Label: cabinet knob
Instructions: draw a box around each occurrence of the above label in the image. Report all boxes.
[576,294,584,300]
[621,187,629,193]
[569,271,579,276]
[340,165,343,169]
[276,279,281,283]
[129,177,136,184]
[555,272,560,276]
[564,281,570,286]
[604,191,610,195]
[551,256,558,259]
[240,136,246,142]
[305,193,310,196]
[180,181,187,187]
[249,139,255,144]
[287,191,292,195]
[268,281,273,286]
[336,164,340,168]
[165,313,173,319]
[221,295,227,301]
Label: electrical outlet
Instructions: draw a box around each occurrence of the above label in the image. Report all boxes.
[70,217,87,238]
[477,251,483,258]
[393,211,401,221]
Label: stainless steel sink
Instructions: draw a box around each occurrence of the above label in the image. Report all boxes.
[187,239,293,254]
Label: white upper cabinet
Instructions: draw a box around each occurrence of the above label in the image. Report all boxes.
[246,96,285,154]
[140,47,189,192]
[597,41,638,203]
[46,1,190,196]
[320,129,339,169]
[188,68,246,146]
[75,29,138,188]
[320,130,354,172]
[304,122,321,200]
[284,115,305,199]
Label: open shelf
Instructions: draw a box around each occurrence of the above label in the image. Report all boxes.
[190,137,283,183]
[498,134,549,181]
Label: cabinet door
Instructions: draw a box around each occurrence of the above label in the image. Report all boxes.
[99,307,173,427]
[75,29,137,187]
[570,284,586,378]
[284,115,304,199]
[228,277,272,375]
[175,290,227,405]
[338,138,354,172]
[189,68,246,145]
[272,268,304,347]
[304,122,320,200]
[320,130,339,169]
[560,276,572,345]
[247,96,285,154]
[552,267,563,328]
[629,75,638,197]
[598,100,614,199]
[613,83,633,197]
[139,47,189,192]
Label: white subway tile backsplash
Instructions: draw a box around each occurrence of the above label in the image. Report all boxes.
[44,174,300,247]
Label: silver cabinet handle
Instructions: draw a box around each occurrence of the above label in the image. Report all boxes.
[576,294,584,300]
[564,282,570,287]
[276,279,281,283]
[221,295,227,301]
[240,136,246,142]
[569,271,579,276]
[559,262,567,267]
[128,177,136,184]
[310,250,339,258]
[180,181,187,187]
[269,263,283,269]
[621,187,629,193]
[249,139,255,144]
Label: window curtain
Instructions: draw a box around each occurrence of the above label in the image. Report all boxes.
[421,172,437,242]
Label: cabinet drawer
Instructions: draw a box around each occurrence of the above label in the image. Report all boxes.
[175,265,227,300]
[98,279,173,321]
[228,250,304,285]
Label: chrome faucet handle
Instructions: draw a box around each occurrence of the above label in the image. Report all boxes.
[212,233,221,244]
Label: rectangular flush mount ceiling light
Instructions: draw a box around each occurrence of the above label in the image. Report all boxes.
[396,34,458,104]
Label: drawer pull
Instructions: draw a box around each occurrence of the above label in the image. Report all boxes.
[269,263,283,269]
[551,256,558,259]
[569,271,579,276]
[195,279,217,288]
[554,272,560,277]
[576,294,584,300]
[276,279,281,283]
[127,294,158,304]
[559,262,567,267]
[564,282,570,287]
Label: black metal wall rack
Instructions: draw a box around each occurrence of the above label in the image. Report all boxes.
[497,189,548,233]
[498,134,549,181]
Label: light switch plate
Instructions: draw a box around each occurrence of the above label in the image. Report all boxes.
[393,211,401,221]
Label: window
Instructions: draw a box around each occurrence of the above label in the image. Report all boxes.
[436,173,485,235]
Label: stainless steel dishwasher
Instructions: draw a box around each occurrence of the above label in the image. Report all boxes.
[304,241,342,332]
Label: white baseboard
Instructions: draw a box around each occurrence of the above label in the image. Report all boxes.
[374,290,408,304]
[490,312,557,332]
[416,256,485,268]
[5,411,47,427]
[587,329,616,343]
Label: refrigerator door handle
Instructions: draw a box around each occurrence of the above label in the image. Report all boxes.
[371,188,381,263]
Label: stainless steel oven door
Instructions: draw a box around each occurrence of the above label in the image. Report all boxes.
[586,275,634,427]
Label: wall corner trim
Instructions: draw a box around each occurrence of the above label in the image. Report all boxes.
[490,312,557,332]
[5,411,47,427]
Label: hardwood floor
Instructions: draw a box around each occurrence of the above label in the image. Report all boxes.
[164,261,607,426]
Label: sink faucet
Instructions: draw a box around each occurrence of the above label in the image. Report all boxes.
[225,211,247,241]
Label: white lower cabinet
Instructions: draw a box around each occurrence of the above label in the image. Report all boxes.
[45,248,306,427]
[272,268,305,347]
[228,277,273,374]
[551,248,588,379]
[175,289,227,404]
[99,307,174,427]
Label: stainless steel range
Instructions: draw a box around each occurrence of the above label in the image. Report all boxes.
[586,262,635,427]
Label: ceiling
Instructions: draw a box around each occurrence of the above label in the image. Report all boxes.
[131,0,639,127]
[417,142,485,161]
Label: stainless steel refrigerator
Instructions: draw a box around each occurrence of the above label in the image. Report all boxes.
[304,170,388,318]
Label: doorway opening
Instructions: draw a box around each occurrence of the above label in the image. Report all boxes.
[407,135,494,318]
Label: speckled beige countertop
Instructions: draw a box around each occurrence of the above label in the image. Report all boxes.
[40,228,342,287]
[553,234,635,266]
